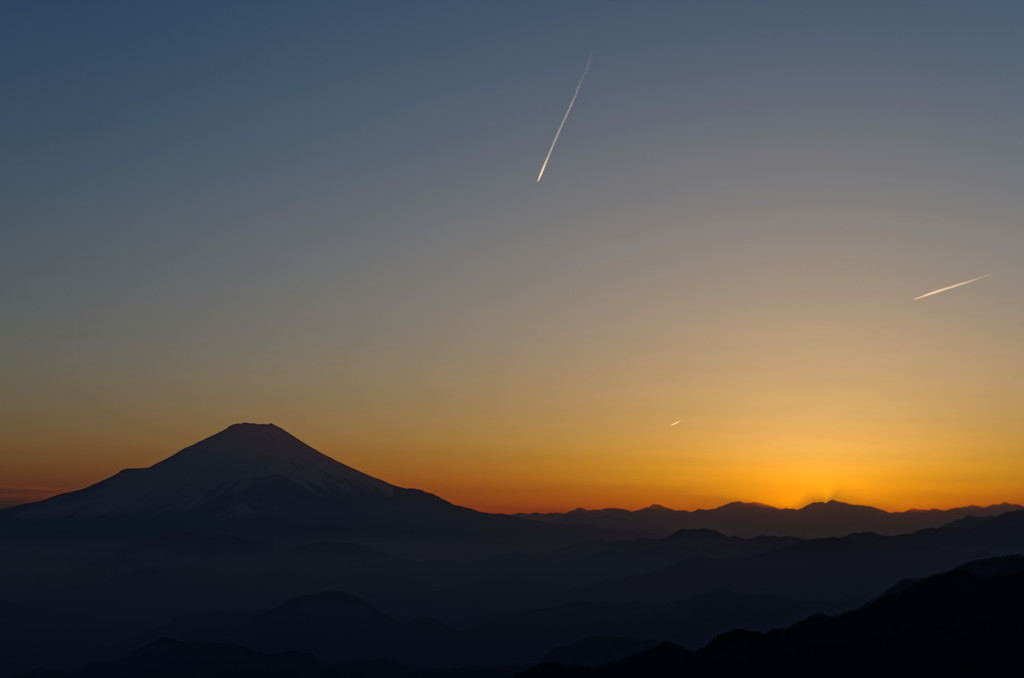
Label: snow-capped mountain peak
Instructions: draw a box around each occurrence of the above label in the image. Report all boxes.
[5,423,397,520]
[150,423,395,495]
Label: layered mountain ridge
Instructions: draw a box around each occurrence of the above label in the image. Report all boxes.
[3,423,1024,677]
[519,499,1023,538]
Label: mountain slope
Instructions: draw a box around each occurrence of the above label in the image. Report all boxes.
[517,555,1024,677]
[2,424,397,521]
[0,424,604,556]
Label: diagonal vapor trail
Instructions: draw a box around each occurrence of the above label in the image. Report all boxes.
[913,272,995,300]
[537,53,592,182]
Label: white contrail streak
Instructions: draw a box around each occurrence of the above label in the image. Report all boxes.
[537,53,592,182]
[913,272,995,300]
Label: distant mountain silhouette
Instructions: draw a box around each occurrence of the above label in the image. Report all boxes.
[1,423,404,520]
[0,424,607,557]
[517,499,1022,538]
[5,424,1014,552]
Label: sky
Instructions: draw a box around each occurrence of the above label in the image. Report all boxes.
[3,1,1024,513]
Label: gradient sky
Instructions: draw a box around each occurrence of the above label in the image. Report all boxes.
[3,1,1024,513]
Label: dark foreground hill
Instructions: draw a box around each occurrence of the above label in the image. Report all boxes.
[516,555,1024,677]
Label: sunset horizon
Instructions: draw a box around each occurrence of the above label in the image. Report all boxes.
[6,3,1023,530]
[3,420,1020,516]
[5,4,1024,675]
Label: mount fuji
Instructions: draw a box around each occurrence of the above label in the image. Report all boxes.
[0,423,597,556]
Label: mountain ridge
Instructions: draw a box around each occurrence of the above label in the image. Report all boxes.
[516,500,1023,538]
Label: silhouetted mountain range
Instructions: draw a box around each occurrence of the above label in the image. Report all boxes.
[517,499,1022,538]
[3,423,1023,677]
[7,508,1024,675]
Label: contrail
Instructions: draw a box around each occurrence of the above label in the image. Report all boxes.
[537,53,592,182]
[913,272,995,300]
